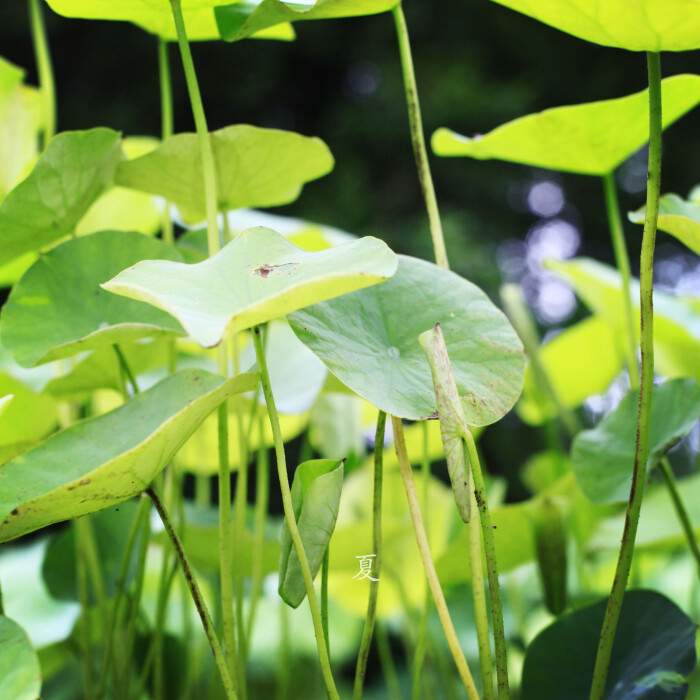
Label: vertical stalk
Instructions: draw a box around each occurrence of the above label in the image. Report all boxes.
[602,172,639,388]
[251,325,339,700]
[353,409,386,699]
[246,428,269,637]
[321,547,330,657]
[658,458,700,579]
[462,428,508,699]
[277,600,290,700]
[468,489,494,700]
[392,3,449,270]
[392,416,480,700]
[147,487,238,700]
[28,0,56,148]
[169,1,237,686]
[589,52,662,700]
[75,520,94,700]
[375,622,402,700]
[412,420,431,700]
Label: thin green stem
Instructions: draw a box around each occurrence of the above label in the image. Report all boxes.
[602,172,640,388]
[169,0,221,255]
[353,409,386,700]
[412,421,431,700]
[96,497,150,699]
[392,3,449,270]
[0,575,4,616]
[232,334,249,699]
[468,489,494,700]
[375,622,402,700]
[500,284,581,438]
[147,487,238,700]
[113,345,140,395]
[170,2,236,680]
[246,428,269,638]
[321,547,330,658]
[75,520,94,700]
[277,600,290,700]
[462,428,508,699]
[589,52,662,700]
[29,0,56,148]
[658,458,700,578]
[252,325,339,700]
[391,415,480,700]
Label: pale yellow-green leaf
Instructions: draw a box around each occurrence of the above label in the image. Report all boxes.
[103,226,397,348]
[432,75,700,176]
[629,193,700,256]
[489,0,700,51]
[517,315,623,425]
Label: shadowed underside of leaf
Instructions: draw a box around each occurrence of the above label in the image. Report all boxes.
[0,128,123,267]
[103,226,398,348]
[0,369,259,543]
[432,75,700,175]
[279,458,344,607]
[215,0,398,43]
[489,0,700,52]
[289,255,524,423]
[419,323,471,522]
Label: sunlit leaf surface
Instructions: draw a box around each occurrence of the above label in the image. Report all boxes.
[0,370,258,542]
[116,125,334,224]
[488,0,700,52]
[104,226,397,348]
[432,75,700,175]
[0,128,123,267]
[629,193,700,256]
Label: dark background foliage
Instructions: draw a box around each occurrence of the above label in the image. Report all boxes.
[1,1,700,497]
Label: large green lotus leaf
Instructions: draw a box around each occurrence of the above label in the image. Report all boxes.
[548,257,700,383]
[42,501,143,602]
[76,137,161,238]
[216,0,398,43]
[629,193,700,256]
[590,472,700,553]
[521,590,696,699]
[1,231,185,368]
[0,58,41,202]
[488,0,700,52]
[518,315,623,425]
[115,125,333,224]
[103,226,397,348]
[0,616,41,700]
[0,373,57,457]
[289,255,524,423]
[46,0,295,41]
[432,75,700,176]
[0,128,123,267]
[0,369,258,543]
[279,459,344,608]
[572,378,700,504]
[0,253,37,290]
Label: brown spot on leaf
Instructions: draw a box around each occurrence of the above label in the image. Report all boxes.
[79,479,91,486]
[10,507,18,516]
[251,262,299,278]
